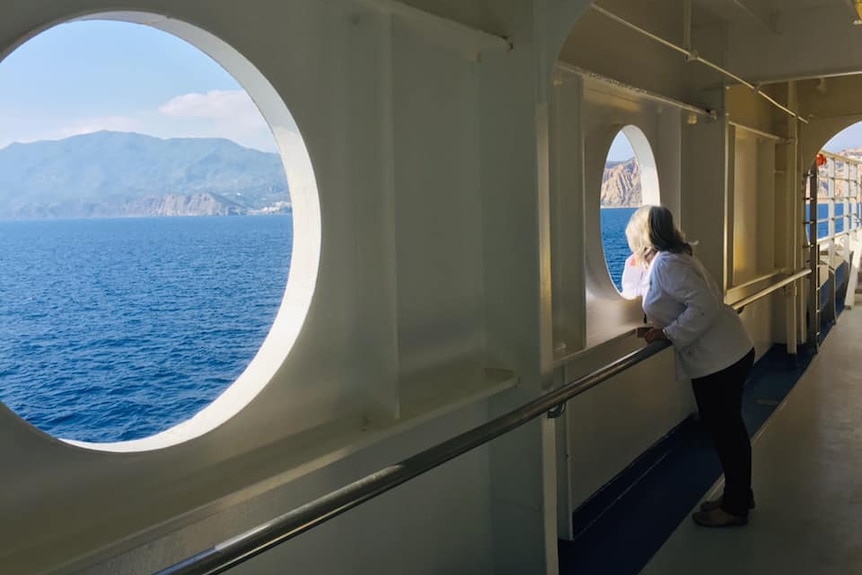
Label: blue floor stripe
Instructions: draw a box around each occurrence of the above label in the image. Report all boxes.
[558,343,815,575]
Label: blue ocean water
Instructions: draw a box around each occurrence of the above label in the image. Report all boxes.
[4,206,775,443]
[601,207,637,291]
[0,216,291,442]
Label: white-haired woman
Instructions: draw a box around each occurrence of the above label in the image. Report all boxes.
[624,204,755,527]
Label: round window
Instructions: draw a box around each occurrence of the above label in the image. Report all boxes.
[600,125,659,293]
[0,18,320,450]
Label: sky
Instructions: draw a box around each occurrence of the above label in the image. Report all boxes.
[6,20,862,159]
[607,124,862,162]
[608,131,635,162]
[0,20,278,152]
[823,124,862,154]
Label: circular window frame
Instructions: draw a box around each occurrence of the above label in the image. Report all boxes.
[5,12,322,452]
[598,124,660,297]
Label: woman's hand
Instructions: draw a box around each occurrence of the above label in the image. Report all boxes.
[643,328,668,344]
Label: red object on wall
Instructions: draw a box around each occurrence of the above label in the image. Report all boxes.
[817,153,827,167]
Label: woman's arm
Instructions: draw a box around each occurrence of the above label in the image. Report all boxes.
[621,254,647,299]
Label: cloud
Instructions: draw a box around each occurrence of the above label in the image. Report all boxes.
[1,90,297,153]
[154,90,279,151]
[159,90,256,119]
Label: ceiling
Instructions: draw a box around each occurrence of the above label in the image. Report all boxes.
[692,0,851,30]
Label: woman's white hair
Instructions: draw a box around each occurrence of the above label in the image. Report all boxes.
[625,205,655,265]
[626,204,689,265]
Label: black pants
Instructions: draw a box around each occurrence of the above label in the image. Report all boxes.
[691,348,756,516]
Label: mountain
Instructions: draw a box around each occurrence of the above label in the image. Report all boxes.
[0,131,289,219]
[601,157,641,207]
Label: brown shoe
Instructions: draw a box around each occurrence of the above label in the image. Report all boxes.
[692,508,748,527]
[699,495,755,512]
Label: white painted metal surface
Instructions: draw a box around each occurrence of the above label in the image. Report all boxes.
[2,0,862,573]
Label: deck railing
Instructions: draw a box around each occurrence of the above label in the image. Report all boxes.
[150,267,815,575]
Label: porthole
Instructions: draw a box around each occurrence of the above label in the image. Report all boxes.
[600,125,660,294]
[0,16,321,451]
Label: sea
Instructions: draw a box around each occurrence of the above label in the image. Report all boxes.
[0,205,839,443]
[0,216,292,442]
[601,207,636,290]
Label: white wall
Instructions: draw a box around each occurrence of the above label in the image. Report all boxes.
[563,338,687,510]
[548,65,694,533]
[0,0,829,573]
[0,1,553,573]
[82,403,495,575]
[551,68,685,350]
[732,131,758,283]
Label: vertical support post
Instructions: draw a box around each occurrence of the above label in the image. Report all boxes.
[349,11,402,423]
[783,81,799,358]
[828,158,836,265]
[548,68,585,541]
[808,161,820,352]
[724,123,737,290]
[683,0,692,53]
[845,159,862,309]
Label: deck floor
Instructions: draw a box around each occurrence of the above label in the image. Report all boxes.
[641,307,862,574]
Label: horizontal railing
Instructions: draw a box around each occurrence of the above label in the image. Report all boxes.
[729,269,811,313]
[155,268,815,575]
[154,339,672,575]
[727,270,783,294]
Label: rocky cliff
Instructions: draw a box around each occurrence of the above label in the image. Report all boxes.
[601,158,640,207]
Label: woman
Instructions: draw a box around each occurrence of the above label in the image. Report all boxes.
[624,205,756,527]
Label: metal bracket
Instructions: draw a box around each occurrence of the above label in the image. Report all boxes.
[547,403,567,419]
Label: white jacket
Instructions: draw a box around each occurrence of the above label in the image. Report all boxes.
[642,251,753,379]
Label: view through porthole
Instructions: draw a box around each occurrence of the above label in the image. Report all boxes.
[0,20,305,444]
[816,124,862,242]
[600,126,659,293]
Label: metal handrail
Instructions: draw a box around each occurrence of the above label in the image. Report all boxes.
[154,267,816,575]
[727,270,783,294]
[153,339,672,575]
[730,269,811,313]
